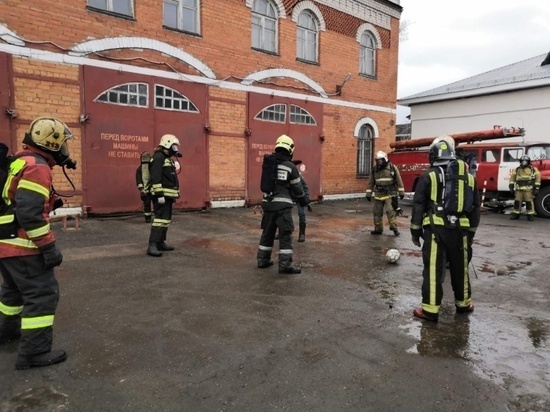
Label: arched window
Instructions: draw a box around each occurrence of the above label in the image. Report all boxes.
[357,124,374,177]
[296,11,318,62]
[254,104,286,123]
[290,105,316,125]
[360,31,376,77]
[95,83,148,107]
[155,85,199,112]
[251,0,278,53]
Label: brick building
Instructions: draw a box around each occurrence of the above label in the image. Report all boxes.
[0,0,402,214]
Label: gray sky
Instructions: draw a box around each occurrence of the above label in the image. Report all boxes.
[397,0,550,123]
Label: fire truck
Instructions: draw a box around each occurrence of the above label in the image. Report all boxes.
[387,126,550,218]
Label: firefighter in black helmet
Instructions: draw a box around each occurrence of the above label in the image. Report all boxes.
[0,116,77,369]
[509,155,541,221]
[256,135,308,274]
[146,134,181,257]
[410,139,481,322]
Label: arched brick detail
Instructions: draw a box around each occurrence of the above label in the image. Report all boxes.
[291,1,326,31]
[356,23,382,49]
[69,37,216,79]
[245,0,287,19]
[242,68,327,98]
[0,23,25,46]
[354,117,379,138]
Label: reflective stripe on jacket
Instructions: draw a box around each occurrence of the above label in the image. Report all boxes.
[149,150,180,199]
[0,150,55,257]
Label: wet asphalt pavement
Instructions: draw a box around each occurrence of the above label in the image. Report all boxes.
[0,199,549,412]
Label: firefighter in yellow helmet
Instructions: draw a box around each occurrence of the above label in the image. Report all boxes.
[509,155,541,221]
[0,116,77,369]
[135,151,153,223]
[146,134,182,257]
[257,135,308,274]
[366,150,405,236]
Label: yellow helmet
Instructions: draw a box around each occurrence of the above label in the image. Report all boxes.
[26,117,73,152]
[159,134,180,149]
[275,134,295,155]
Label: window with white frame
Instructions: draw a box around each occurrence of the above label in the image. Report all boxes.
[95,83,148,107]
[359,31,376,76]
[155,85,199,112]
[296,11,318,62]
[251,0,278,53]
[163,0,200,34]
[254,104,286,123]
[87,0,133,17]
[290,105,316,125]
[357,124,374,177]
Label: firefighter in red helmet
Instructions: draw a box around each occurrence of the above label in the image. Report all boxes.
[0,116,76,369]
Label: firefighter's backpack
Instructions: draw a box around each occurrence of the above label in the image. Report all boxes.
[442,159,474,216]
[260,153,278,195]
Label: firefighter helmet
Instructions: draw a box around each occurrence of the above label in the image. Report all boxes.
[25,117,73,152]
[429,139,455,166]
[520,155,531,167]
[375,151,388,161]
[159,134,180,149]
[275,134,295,155]
[432,135,456,150]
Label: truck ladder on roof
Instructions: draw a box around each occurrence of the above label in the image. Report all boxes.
[390,126,525,150]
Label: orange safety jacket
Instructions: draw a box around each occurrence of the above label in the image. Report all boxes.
[0,148,56,258]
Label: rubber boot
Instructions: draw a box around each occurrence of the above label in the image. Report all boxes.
[257,249,273,268]
[147,242,163,257]
[510,213,520,220]
[157,242,174,251]
[279,253,301,274]
[298,223,306,243]
[15,349,67,370]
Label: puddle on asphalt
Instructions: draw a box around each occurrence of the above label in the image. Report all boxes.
[399,310,549,401]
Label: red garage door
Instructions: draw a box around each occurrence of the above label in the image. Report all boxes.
[247,94,323,205]
[82,66,208,214]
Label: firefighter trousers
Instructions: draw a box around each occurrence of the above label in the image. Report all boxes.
[420,226,472,315]
[0,254,59,355]
[142,193,154,220]
[373,197,397,231]
[257,208,294,265]
[513,190,535,215]
[149,198,173,243]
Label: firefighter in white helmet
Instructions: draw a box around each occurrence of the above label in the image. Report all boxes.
[146,134,182,257]
[509,155,541,221]
[0,116,77,369]
[366,150,405,236]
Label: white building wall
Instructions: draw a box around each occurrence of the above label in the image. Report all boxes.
[409,87,550,143]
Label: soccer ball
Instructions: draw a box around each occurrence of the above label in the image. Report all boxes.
[386,248,400,264]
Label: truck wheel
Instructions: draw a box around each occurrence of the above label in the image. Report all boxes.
[534,186,550,218]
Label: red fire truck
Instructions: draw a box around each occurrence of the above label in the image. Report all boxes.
[387,126,550,218]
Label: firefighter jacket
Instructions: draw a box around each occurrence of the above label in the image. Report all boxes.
[366,162,405,200]
[410,161,481,234]
[135,161,151,194]
[0,148,56,258]
[149,149,179,199]
[262,151,306,212]
[510,165,541,192]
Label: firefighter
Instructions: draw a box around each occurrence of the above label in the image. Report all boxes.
[410,139,481,322]
[509,155,541,221]
[292,160,312,242]
[146,134,181,257]
[366,151,405,236]
[256,135,308,274]
[135,151,153,223]
[0,117,76,369]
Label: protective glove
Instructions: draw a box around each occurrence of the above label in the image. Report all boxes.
[508,183,515,193]
[157,196,166,205]
[411,228,423,248]
[467,231,475,247]
[411,237,422,247]
[366,195,372,202]
[395,207,403,216]
[39,243,63,270]
[399,193,405,200]
[533,189,540,196]
[140,192,148,202]
[307,204,313,213]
